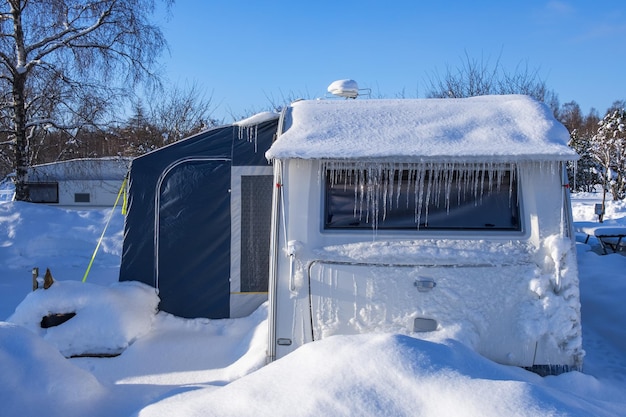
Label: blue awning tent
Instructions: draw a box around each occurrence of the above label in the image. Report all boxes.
[119,117,278,319]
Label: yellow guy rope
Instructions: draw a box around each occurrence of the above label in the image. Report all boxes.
[82,176,128,283]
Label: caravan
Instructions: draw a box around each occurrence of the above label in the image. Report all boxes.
[265,95,583,373]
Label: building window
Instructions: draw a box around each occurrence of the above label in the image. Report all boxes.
[27,182,59,204]
[324,164,521,231]
[74,193,91,203]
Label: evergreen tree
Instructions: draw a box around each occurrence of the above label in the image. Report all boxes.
[119,102,164,156]
[568,129,598,192]
[560,101,600,192]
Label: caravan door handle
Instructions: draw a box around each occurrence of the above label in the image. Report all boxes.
[286,241,301,292]
[288,253,295,291]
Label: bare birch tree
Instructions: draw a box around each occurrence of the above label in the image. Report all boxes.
[0,0,171,200]
[150,82,220,143]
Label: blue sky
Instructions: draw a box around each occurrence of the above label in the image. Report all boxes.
[156,1,625,121]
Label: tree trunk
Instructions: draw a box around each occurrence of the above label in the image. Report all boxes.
[11,2,29,202]
[12,73,29,201]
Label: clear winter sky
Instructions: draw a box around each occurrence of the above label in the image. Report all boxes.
[156,1,625,122]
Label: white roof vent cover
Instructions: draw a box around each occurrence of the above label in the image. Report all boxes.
[327,79,360,99]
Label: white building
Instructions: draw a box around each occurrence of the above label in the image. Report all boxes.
[1,158,131,207]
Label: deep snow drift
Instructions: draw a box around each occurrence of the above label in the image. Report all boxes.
[0,195,625,416]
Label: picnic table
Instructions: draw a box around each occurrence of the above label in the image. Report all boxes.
[576,223,626,254]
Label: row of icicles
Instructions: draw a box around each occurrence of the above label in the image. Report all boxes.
[322,160,562,229]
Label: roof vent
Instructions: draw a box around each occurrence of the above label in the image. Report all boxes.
[327,79,360,99]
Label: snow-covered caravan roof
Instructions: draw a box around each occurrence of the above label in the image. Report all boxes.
[266,95,577,163]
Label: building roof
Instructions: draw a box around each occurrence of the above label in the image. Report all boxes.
[27,158,131,181]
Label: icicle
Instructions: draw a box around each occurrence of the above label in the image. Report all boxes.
[237,125,259,152]
[415,165,426,228]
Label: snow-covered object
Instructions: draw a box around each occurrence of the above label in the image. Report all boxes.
[265,96,583,373]
[267,95,576,162]
[327,79,360,98]
[8,280,159,357]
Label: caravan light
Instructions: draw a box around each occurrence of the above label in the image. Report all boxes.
[414,278,436,292]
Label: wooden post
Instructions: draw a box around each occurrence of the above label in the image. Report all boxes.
[32,267,39,291]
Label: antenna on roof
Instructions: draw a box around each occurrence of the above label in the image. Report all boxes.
[327,79,370,99]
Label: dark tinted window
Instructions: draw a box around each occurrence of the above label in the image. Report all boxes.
[27,182,58,203]
[325,167,520,231]
[240,175,273,292]
[74,193,90,203]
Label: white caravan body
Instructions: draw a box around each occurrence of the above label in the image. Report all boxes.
[265,96,582,373]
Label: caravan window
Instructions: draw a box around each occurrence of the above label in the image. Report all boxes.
[324,164,521,231]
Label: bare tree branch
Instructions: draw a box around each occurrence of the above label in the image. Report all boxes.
[0,0,172,200]
[425,51,553,104]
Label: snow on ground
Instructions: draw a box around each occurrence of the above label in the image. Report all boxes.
[0,195,625,416]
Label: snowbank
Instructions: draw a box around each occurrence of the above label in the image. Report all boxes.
[136,334,615,417]
[0,322,106,417]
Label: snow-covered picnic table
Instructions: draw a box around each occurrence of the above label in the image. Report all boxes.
[576,223,626,254]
